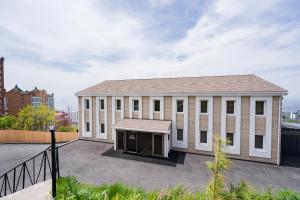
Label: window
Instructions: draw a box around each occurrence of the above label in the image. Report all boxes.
[200,100,208,113]
[100,99,104,110]
[255,135,264,149]
[200,131,207,143]
[154,100,160,112]
[100,123,105,133]
[116,99,121,110]
[86,122,90,132]
[32,96,41,107]
[226,101,235,114]
[177,129,183,141]
[226,132,234,146]
[256,101,264,115]
[177,100,183,112]
[85,99,90,109]
[133,100,139,111]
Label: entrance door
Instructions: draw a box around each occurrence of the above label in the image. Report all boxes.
[126,131,137,152]
[137,132,152,155]
[117,131,125,150]
[153,134,163,156]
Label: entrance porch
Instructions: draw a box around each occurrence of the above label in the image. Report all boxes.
[114,119,171,158]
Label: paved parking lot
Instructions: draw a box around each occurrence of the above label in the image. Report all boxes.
[1,140,300,192]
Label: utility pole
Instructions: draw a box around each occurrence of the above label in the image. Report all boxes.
[50,126,56,198]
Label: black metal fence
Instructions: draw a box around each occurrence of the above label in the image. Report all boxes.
[0,146,60,197]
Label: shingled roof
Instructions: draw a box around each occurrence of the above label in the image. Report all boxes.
[76,74,287,96]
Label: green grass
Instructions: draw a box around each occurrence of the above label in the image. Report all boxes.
[56,177,300,200]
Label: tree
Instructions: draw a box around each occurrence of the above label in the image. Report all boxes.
[18,105,55,131]
[205,136,230,200]
[0,115,18,130]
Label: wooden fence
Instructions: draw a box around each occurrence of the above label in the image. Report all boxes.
[0,130,78,144]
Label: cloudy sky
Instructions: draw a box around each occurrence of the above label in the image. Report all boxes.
[1,0,299,112]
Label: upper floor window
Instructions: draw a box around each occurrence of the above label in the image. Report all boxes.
[154,100,160,112]
[256,101,265,115]
[100,99,104,110]
[84,99,90,109]
[226,101,235,114]
[177,100,183,113]
[116,99,121,111]
[32,96,41,107]
[200,100,208,114]
[133,100,139,111]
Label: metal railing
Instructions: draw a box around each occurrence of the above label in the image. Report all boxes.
[0,146,60,197]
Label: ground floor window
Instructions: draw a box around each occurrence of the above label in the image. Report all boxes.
[255,135,264,149]
[200,131,207,143]
[100,123,105,133]
[177,129,183,141]
[226,132,234,146]
[86,122,90,132]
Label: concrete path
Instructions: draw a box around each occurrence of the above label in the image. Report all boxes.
[1,180,52,200]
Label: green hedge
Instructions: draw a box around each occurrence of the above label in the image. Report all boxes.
[56,177,300,200]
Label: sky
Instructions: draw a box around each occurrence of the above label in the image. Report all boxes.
[0,0,300,112]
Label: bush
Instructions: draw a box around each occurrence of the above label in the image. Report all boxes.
[57,126,77,132]
[0,115,19,130]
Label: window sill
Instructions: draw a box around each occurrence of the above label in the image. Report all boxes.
[226,113,235,116]
[255,114,266,117]
[200,113,208,115]
[176,112,184,114]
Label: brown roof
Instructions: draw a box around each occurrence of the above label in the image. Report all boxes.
[76,74,287,96]
[115,118,171,133]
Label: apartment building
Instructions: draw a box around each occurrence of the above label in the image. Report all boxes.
[6,85,54,115]
[75,74,287,164]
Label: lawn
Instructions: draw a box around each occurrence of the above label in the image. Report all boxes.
[56,176,300,200]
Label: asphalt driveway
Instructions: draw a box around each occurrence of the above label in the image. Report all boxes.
[1,141,300,192]
[58,140,300,192]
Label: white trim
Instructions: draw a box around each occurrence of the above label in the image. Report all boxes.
[96,97,107,139]
[129,97,142,119]
[172,96,188,149]
[76,91,287,97]
[112,96,124,141]
[249,96,272,158]
[195,97,213,151]
[149,96,164,120]
[81,97,92,137]
[221,96,241,155]
[115,127,170,134]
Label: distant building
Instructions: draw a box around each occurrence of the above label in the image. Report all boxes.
[69,111,79,124]
[0,57,6,115]
[6,85,54,115]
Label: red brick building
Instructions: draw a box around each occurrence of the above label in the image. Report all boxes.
[6,85,54,116]
[0,57,5,115]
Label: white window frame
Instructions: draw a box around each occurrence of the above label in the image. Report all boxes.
[149,97,164,120]
[112,96,124,141]
[96,96,107,139]
[255,100,266,117]
[129,97,142,119]
[249,97,272,158]
[81,97,92,138]
[221,96,241,155]
[172,96,188,149]
[195,96,213,151]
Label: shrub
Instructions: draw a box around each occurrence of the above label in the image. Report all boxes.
[0,115,19,130]
[57,125,77,132]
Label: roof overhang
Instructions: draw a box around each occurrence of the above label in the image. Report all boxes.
[115,118,171,134]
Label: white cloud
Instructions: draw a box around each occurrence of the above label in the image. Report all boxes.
[1,0,300,111]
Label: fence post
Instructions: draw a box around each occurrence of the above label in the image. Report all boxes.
[50,126,56,198]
